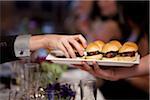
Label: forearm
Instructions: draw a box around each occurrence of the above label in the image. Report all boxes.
[137,54,149,75]
[29,35,46,51]
[29,35,62,51]
[125,55,149,78]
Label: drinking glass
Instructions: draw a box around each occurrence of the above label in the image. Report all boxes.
[24,63,41,99]
[81,80,96,100]
[6,60,26,100]
[11,61,24,90]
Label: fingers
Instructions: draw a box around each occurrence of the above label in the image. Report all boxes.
[61,39,76,58]
[73,61,120,81]
[92,62,119,81]
[82,62,91,71]
[57,34,87,58]
[80,61,119,81]
[93,62,108,76]
[73,61,119,81]
[81,62,96,74]
[93,61,100,71]
[68,39,84,56]
[73,64,88,71]
[58,42,69,58]
[74,34,87,48]
[74,62,93,72]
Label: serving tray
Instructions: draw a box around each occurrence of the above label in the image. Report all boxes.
[46,54,140,67]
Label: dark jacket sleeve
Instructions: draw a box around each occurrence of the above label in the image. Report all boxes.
[0,35,18,64]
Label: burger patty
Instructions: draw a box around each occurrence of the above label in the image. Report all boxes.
[103,51,118,58]
[87,51,103,56]
[103,51,136,58]
[119,51,135,57]
[86,51,136,58]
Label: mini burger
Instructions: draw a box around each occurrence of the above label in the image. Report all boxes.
[102,40,122,61]
[85,40,105,59]
[118,42,138,61]
[109,40,122,48]
[94,40,105,51]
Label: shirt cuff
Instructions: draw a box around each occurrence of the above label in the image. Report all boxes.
[14,35,31,57]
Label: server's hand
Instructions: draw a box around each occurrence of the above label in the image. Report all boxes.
[75,55,149,81]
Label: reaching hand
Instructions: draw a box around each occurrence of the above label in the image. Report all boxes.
[29,34,87,58]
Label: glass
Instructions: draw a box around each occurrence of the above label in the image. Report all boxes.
[10,62,48,100]
[2,61,26,100]
[9,61,25,100]
[8,90,26,100]
[62,80,96,100]
[81,80,96,100]
[24,63,40,99]
[11,61,24,91]
[0,89,10,100]
[6,61,98,100]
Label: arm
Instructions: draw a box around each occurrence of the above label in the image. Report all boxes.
[76,54,149,81]
[0,34,87,64]
[0,35,18,63]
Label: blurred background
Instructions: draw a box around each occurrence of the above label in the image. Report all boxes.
[0,0,149,100]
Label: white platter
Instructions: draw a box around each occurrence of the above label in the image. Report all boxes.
[46,55,140,67]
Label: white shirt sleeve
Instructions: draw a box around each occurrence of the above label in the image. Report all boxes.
[14,35,31,57]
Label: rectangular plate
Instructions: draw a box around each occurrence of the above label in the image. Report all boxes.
[46,55,140,67]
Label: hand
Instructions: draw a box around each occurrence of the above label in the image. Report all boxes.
[29,34,87,58]
[75,55,149,81]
